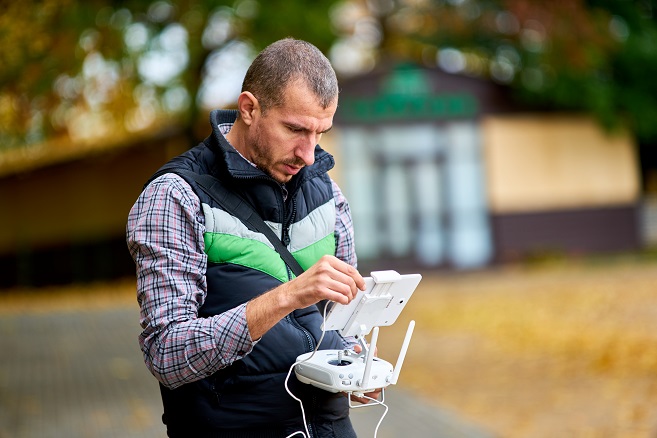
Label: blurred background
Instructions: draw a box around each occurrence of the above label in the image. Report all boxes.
[1,0,657,437]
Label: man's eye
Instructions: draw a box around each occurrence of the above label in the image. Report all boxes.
[288,126,303,133]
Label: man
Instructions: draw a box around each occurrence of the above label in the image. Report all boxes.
[127,38,378,437]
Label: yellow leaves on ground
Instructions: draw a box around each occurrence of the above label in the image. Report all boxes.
[411,261,657,376]
[390,258,657,438]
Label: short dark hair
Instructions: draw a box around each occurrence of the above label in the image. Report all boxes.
[241,38,339,113]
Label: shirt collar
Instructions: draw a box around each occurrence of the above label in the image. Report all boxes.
[218,122,288,199]
[218,122,257,169]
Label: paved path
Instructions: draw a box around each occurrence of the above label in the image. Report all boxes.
[0,304,495,438]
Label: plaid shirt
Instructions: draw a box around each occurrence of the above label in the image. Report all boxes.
[126,145,357,389]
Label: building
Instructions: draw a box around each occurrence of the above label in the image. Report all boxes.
[0,125,190,287]
[0,64,647,287]
[331,64,642,270]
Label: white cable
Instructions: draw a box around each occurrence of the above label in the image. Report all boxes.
[284,303,330,438]
[284,358,310,438]
[352,391,389,438]
[285,432,306,438]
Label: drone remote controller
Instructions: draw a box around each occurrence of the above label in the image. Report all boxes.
[294,271,421,395]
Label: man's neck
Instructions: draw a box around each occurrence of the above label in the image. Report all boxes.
[224,119,249,161]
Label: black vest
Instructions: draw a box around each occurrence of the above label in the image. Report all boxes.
[148,110,350,437]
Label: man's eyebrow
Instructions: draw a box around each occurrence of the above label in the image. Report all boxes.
[285,122,306,131]
[287,122,333,134]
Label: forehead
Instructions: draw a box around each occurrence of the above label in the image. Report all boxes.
[270,80,337,128]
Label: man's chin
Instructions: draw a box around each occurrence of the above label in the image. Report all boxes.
[271,164,303,183]
[264,169,293,184]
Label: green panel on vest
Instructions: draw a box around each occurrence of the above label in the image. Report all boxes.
[293,233,336,271]
[204,232,288,283]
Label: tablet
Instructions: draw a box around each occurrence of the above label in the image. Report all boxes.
[321,271,422,338]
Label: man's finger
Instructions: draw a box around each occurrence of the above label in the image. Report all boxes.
[324,256,366,291]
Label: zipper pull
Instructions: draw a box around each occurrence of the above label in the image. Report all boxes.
[280,184,288,201]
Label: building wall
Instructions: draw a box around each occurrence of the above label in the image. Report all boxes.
[482,115,641,260]
[0,134,189,286]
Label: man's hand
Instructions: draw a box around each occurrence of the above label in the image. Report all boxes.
[246,255,365,340]
[280,255,366,309]
[348,388,383,405]
[345,343,383,404]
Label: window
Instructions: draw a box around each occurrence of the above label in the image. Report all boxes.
[339,122,492,269]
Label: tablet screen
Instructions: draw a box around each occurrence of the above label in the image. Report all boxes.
[321,271,422,337]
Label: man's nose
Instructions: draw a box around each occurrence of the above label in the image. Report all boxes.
[297,135,316,166]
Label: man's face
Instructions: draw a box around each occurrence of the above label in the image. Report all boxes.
[245,80,337,184]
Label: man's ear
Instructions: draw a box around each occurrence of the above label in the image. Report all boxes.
[237,91,259,126]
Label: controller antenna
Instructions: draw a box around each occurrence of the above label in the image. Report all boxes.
[391,320,415,385]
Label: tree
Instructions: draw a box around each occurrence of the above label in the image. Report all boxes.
[330,0,657,144]
[4,0,657,150]
[0,0,341,150]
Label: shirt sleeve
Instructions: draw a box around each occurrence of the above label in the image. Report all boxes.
[330,179,360,349]
[332,179,357,268]
[126,173,256,389]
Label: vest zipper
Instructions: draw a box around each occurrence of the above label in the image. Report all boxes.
[235,174,319,434]
[286,194,319,438]
[282,227,292,281]
[287,313,315,351]
[308,421,315,438]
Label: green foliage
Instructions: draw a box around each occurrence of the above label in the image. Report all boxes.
[0,0,342,149]
[383,0,657,143]
[245,0,338,53]
[3,0,657,149]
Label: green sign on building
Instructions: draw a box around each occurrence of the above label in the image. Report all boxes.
[340,66,478,122]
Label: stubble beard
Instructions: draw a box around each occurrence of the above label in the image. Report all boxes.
[249,126,305,184]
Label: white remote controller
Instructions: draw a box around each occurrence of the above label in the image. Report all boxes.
[295,348,394,393]
[294,271,420,396]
